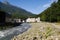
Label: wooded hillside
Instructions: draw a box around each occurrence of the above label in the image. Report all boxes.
[38,0,60,22]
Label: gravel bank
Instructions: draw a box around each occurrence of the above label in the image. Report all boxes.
[12,22,60,40]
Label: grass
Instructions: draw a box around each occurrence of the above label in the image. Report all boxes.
[0,22,21,30]
[0,25,13,30]
[44,27,53,38]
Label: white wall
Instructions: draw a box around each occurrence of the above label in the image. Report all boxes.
[26,17,40,22]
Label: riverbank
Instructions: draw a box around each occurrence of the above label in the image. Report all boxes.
[0,22,22,30]
[0,23,31,40]
[12,22,60,40]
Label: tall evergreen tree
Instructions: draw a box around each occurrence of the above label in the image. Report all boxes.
[38,0,60,22]
[58,0,60,4]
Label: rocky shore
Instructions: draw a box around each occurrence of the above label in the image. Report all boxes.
[12,22,60,40]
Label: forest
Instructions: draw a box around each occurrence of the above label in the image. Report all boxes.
[38,0,60,22]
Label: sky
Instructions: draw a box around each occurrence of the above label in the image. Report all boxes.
[0,0,58,14]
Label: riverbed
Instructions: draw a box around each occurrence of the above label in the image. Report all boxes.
[0,23,31,40]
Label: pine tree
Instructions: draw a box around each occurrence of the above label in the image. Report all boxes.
[58,0,60,4]
[58,0,60,2]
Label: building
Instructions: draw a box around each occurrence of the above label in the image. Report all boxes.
[0,11,11,25]
[26,18,36,22]
[26,17,40,22]
[36,17,40,22]
[14,19,21,23]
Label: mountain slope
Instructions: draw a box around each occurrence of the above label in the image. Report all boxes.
[0,2,36,19]
[38,0,60,22]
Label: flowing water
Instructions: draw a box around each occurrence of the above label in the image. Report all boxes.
[0,23,31,40]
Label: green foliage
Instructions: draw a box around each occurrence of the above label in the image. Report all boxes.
[45,27,52,38]
[38,1,60,22]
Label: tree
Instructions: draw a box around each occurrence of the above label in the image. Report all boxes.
[38,0,60,22]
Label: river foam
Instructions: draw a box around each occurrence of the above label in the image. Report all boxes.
[0,23,31,40]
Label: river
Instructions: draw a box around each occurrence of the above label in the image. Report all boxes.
[0,23,31,40]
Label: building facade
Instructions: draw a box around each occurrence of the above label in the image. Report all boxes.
[0,11,11,25]
[26,17,40,22]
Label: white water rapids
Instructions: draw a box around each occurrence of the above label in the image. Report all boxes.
[0,23,31,40]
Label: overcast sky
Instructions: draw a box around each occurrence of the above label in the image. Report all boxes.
[0,0,58,14]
